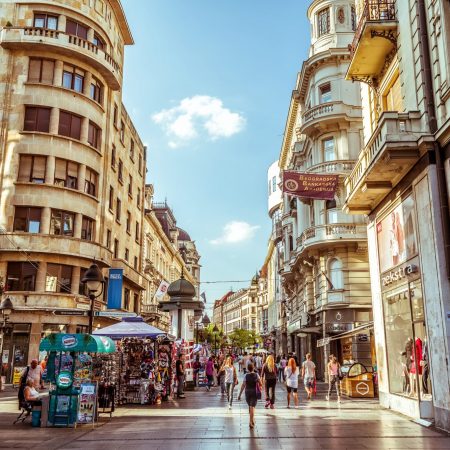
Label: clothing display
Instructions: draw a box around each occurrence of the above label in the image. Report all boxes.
[409,337,422,375]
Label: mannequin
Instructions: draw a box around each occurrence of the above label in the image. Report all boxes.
[421,337,430,395]
[409,337,423,397]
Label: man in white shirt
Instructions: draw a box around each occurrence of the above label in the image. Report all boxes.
[301,353,316,400]
[22,359,44,390]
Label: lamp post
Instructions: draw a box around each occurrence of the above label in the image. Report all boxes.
[0,297,13,391]
[212,324,219,355]
[81,264,105,334]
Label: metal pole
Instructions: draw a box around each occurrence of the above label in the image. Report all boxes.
[88,293,95,334]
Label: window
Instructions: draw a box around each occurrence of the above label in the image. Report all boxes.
[18,155,46,183]
[120,120,125,143]
[116,198,121,222]
[384,75,403,112]
[87,121,101,149]
[28,58,54,84]
[128,175,133,197]
[24,106,50,132]
[106,229,111,248]
[66,19,88,40]
[318,8,330,36]
[124,288,130,309]
[319,83,332,104]
[62,64,84,93]
[135,221,140,242]
[118,159,123,182]
[92,33,105,50]
[34,13,58,30]
[323,138,335,162]
[50,209,75,236]
[126,211,131,233]
[124,248,129,262]
[90,77,103,104]
[130,139,134,160]
[114,239,119,258]
[272,176,276,193]
[351,6,357,31]
[113,104,118,127]
[326,199,338,224]
[84,167,98,197]
[6,262,38,291]
[133,256,138,270]
[111,144,116,169]
[58,111,82,140]
[138,154,143,175]
[81,216,95,241]
[104,190,112,215]
[137,188,141,209]
[13,207,41,233]
[46,263,72,293]
[329,258,343,290]
[54,158,78,189]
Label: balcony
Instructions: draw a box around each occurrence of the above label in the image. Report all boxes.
[344,111,432,214]
[141,303,163,318]
[299,102,362,136]
[272,221,283,244]
[347,1,397,82]
[296,223,367,253]
[0,27,122,90]
[306,160,355,175]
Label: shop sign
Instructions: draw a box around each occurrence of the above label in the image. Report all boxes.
[287,320,300,333]
[355,381,370,396]
[317,338,330,347]
[56,371,73,389]
[282,171,339,200]
[382,264,417,287]
[325,323,351,333]
[107,268,123,309]
[12,367,25,386]
[2,350,9,364]
[357,334,369,342]
[77,382,97,425]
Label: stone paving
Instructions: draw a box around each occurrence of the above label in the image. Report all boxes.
[0,376,449,450]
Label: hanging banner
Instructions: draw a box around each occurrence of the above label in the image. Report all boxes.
[282,170,339,200]
[107,268,123,309]
[154,280,170,300]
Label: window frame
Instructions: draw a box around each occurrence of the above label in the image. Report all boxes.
[81,215,95,241]
[6,261,38,291]
[28,58,55,84]
[50,209,75,237]
[84,167,98,197]
[317,7,330,37]
[13,206,42,233]
[58,110,82,140]
[88,121,101,149]
[319,83,332,104]
[17,154,46,184]
[33,13,58,30]
[24,106,51,133]
[62,63,85,93]
[54,158,78,189]
[45,263,72,293]
[66,18,88,40]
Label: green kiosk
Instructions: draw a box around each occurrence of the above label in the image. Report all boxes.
[39,333,115,427]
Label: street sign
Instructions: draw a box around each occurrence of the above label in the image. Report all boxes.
[94,311,137,318]
[317,337,330,348]
[76,303,91,310]
[53,310,89,316]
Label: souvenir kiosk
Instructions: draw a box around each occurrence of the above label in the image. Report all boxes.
[341,362,375,398]
[39,333,116,427]
[93,317,174,405]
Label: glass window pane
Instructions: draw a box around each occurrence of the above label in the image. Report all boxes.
[74,74,83,92]
[34,16,45,28]
[63,213,74,236]
[63,72,72,89]
[47,16,58,30]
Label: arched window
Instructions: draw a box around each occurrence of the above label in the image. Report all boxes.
[329,258,343,290]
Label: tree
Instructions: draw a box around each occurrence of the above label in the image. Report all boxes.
[228,328,262,352]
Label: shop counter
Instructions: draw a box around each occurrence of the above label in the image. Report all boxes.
[341,362,374,398]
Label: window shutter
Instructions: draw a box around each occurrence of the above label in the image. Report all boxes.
[54,158,67,180]
[71,115,82,140]
[58,111,70,137]
[24,107,37,131]
[66,20,77,36]
[41,60,55,84]
[88,122,94,146]
[32,156,46,180]
[77,24,88,40]
[18,155,32,181]
[28,59,41,82]
[29,208,41,221]
[36,107,50,132]
[68,161,78,178]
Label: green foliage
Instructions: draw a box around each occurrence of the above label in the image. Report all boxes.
[228,329,262,351]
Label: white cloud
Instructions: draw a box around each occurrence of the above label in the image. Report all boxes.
[210,221,260,245]
[152,95,245,148]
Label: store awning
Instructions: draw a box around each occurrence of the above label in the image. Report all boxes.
[317,322,374,347]
[39,333,116,353]
[93,316,169,339]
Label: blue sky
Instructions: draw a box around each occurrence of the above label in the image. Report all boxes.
[121,1,310,314]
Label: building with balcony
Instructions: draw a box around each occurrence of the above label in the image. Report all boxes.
[212,291,233,332]
[276,0,373,378]
[344,0,450,431]
[222,287,258,336]
[0,0,147,380]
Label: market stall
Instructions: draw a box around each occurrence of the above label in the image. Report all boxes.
[39,333,116,427]
[93,317,175,405]
[341,362,375,398]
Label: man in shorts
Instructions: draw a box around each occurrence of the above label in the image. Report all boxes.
[301,353,316,400]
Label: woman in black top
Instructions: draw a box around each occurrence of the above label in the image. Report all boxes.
[237,362,262,428]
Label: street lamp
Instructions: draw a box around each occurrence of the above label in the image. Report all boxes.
[0,297,14,390]
[212,324,219,355]
[81,264,105,334]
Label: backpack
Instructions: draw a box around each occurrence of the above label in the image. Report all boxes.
[17,366,30,408]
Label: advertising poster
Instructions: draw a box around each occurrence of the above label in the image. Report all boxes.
[12,367,25,386]
[77,382,97,424]
[376,195,417,273]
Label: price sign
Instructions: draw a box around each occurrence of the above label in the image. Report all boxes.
[77,382,97,426]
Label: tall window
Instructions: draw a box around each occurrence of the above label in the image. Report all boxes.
[18,155,46,183]
[124,288,130,309]
[124,248,129,262]
[111,144,116,169]
[54,158,78,189]
[62,64,84,93]
[128,175,133,197]
[109,186,114,211]
[135,221,140,242]
[92,33,105,50]
[66,19,88,39]
[116,198,121,222]
[319,83,332,104]
[126,211,131,233]
[130,139,134,160]
[138,154,143,175]
[59,111,82,140]
[81,216,95,241]
[318,8,330,36]
[114,239,119,258]
[34,13,58,29]
[323,138,335,162]
[272,176,276,193]
[6,262,38,291]
[120,120,125,143]
[46,263,72,293]
[24,106,50,132]
[90,77,103,104]
[50,210,75,236]
[28,58,54,84]
[137,188,141,209]
[113,104,118,127]
[106,229,111,248]
[88,121,101,149]
[326,199,338,224]
[329,258,343,290]
[84,167,98,197]
[13,207,41,233]
[118,159,123,182]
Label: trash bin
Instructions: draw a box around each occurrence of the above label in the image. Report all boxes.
[31,410,41,427]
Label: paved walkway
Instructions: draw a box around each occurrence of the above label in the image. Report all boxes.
[0,373,449,449]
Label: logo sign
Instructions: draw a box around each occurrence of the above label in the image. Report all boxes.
[282,171,339,201]
[107,268,123,309]
[382,264,417,287]
[57,371,73,389]
[356,381,370,396]
[62,335,77,349]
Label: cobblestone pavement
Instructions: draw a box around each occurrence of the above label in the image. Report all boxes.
[0,375,449,450]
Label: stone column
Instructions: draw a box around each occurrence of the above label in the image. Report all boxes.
[57,15,66,32]
[49,107,59,135]
[83,72,92,97]
[35,261,47,292]
[87,28,94,43]
[54,60,64,87]
[28,322,42,362]
[80,117,89,143]
[74,213,83,239]
[45,156,55,185]
[41,207,51,234]
[78,164,86,193]
[71,266,80,295]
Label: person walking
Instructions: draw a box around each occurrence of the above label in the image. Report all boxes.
[301,353,316,400]
[326,355,342,403]
[223,357,238,409]
[285,357,300,409]
[280,355,287,382]
[238,354,243,372]
[261,354,277,409]
[237,362,262,429]
[205,356,214,391]
[175,354,185,399]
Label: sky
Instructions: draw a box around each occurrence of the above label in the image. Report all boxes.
[120,0,310,315]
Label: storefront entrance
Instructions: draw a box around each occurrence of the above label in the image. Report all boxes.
[1,323,30,383]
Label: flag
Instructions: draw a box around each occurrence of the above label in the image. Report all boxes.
[154,280,170,300]
[200,292,207,303]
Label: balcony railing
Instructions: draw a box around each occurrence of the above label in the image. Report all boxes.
[272,221,283,243]
[306,160,355,175]
[350,0,396,57]
[141,304,161,315]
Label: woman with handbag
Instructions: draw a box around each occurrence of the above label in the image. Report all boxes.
[237,362,262,428]
[326,354,342,403]
[223,357,238,409]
